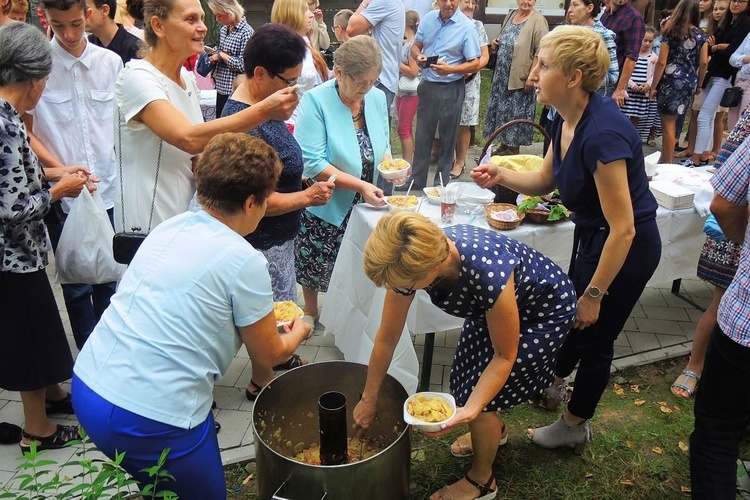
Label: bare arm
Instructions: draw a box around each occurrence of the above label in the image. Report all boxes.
[134,88,299,155]
[263,180,334,216]
[574,159,635,330]
[401,51,420,79]
[313,165,384,206]
[239,312,311,368]
[470,143,557,195]
[347,0,373,37]
[612,57,637,107]
[353,289,415,431]
[711,194,749,244]
[426,276,520,435]
[649,43,668,100]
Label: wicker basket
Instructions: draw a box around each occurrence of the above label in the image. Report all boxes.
[485,203,524,230]
[523,209,553,224]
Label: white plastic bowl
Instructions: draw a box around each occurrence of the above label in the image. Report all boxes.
[385,195,419,212]
[422,187,441,205]
[403,392,456,432]
[377,159,411,180]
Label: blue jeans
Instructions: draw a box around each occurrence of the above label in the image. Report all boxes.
[72,375,226,499]
[690,325,750,499]
[47,208,117,349]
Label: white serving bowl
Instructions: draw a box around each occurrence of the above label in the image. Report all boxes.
[385,195,419,212]
[377,159,411,180]
[403,392,456,433]
[422,187,441,205]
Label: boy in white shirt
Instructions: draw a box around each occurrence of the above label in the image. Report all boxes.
[26,0,123,351]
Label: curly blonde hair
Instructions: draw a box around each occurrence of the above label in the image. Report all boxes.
[539,25,609,94]
[364,212,449,289]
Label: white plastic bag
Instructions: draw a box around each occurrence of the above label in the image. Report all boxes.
[55,189,126,284]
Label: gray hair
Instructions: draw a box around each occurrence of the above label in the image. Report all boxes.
[333,35,382,78]
[207,0,244,23]
[0,23,52,86]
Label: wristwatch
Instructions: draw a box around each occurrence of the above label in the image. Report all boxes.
[586,285,608,299]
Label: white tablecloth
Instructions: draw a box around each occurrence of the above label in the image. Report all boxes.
[319,201,707,393]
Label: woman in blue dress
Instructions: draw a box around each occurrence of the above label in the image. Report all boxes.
[649,0,708,164]
[473,26,660,455]
[353,211,576,500]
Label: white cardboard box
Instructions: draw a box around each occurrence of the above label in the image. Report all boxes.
[649,180,695,210]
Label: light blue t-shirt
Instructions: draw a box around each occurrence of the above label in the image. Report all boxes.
[73,210,274,429]
[362,0,406,94]
[415,8,481,83]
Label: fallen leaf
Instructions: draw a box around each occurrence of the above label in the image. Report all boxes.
[585,472,593,478]
[657,401,667,406]
[660,405,673,414]
[678,441,689,455]
[626,440,635,449]
[620,479,635,486]
[634,399,646,406]
[613,383,622,390]
[241,474,254,485]
[674,405,681,412]
[615,388,625,396]
[629,385,640,393]
[652,447,663,454]
[681,486,691,493]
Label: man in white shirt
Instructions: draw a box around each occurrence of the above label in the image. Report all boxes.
[27,0,123,350]
[347,0,405,114]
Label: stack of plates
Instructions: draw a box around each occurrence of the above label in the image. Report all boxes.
[649,180,695,210]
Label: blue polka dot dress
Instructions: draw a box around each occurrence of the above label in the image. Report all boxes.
[429,225,577,411]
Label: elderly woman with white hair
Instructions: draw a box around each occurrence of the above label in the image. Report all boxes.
[207,0,253,118]
[293,35,394,324]
[0,22,91,451]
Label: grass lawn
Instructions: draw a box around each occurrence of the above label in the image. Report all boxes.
[225,356,750,499]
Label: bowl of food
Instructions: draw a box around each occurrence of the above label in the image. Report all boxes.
[403,392,456,432]
[422,187,441,205]
[385,195,419,212]
[377,158,411,180]
[274,300,304,329]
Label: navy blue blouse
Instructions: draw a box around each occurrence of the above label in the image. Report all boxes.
[551,92,657,229]
[222,98,304,250]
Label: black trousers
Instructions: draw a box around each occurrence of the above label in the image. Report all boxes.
[409,79,465,190]
[556,219,661,419]
[216,92,230,119]
[690,325,750,499]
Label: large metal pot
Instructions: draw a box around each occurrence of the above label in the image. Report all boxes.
[252,361,410,499]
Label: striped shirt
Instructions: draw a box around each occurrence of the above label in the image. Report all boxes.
[591,20,619,96]
[215,17,253,96]
[714,135,750,347]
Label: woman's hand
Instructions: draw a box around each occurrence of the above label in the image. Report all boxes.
[353,397,378,434]
[649,88,657,100]
[469,163,501,189]
[573,294,602,330]
[304,180,334,206]
[421,406,479,438]
[258,88,300,122]
[360,183,385,206]
[49,171,88,202]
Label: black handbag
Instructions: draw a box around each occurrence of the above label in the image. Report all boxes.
[112,111,162,265]
[196,52,217,77]
[720,86,743,107]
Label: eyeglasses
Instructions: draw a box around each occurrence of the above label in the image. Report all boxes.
[731,0,747,4]
[271,72,300,87]
[391,283,417,296]
[347,74,380,89]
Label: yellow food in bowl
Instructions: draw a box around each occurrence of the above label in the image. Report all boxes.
[274,301,302,323]
[387,195,418,207]
[406,394,453,423]
[379,158,410,172]
[425,188,439,197]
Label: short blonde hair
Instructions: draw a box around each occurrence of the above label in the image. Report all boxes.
[364,212,449,289]
[207,0,244,23]
[271,0,307,33]
[539,25,609,94]
[333,35,383,78]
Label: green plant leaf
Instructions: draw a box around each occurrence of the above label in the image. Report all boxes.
[517,196,542,213]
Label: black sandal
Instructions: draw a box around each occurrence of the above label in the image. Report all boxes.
[463,473,497,500]
[20,424,80,452]
[273,353,306,371]
[245,379,265,401]
[45,393,74,415]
